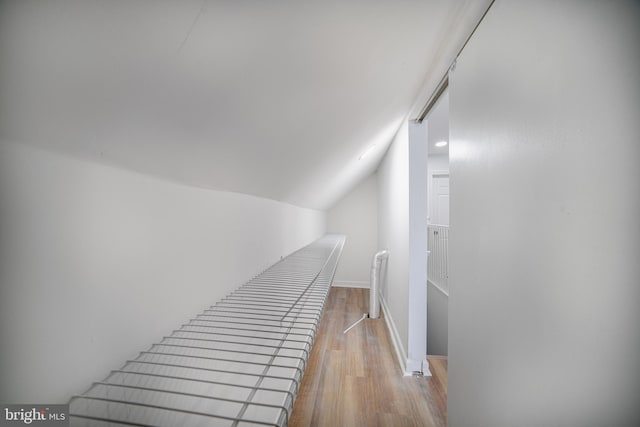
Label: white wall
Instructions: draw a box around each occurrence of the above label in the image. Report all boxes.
[448,1,640,426]
[377,121,411,367]
[0,141,325,404]
[427,154,448,175]
[327,173,378,288]
[377,121,429,374]
[426,284,448,356]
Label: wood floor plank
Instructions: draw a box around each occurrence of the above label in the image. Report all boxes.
[290,287,447,427]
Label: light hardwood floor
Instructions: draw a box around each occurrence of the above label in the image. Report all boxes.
[289,287,448,427]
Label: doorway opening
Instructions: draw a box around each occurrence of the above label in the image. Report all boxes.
[426,88,450,357]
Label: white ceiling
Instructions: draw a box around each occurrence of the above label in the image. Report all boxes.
[0,0,488,210]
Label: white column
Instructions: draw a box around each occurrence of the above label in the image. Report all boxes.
[407,120,429,375]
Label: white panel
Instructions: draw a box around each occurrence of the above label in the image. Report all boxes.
[448,1,640,426]
[431,174,449,226]
[407,121,428,373]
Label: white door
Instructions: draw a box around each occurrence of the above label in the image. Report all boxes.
[431,174,449,226]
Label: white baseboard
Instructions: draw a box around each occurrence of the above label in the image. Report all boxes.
[380,296,432,377]
[332,280,369,289]
[379,295,408,374]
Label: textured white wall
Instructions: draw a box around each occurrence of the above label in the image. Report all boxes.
[448,1,640,426]
[327,173,378,288]
[0,141,326,403]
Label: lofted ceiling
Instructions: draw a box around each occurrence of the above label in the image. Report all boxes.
[0,0,489,210]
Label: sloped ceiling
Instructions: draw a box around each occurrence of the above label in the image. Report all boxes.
[0,0,489,210]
